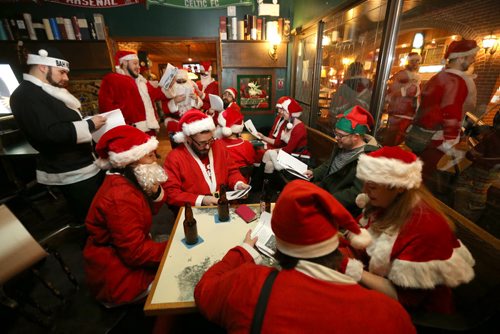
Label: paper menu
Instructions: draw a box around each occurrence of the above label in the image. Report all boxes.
[226,186,252,201]
[251,212,276,257]
[244,119,260,137]
[89,109,126,143]
[159,63,178,89]
[209,94,224,112]
[276,149,308,174]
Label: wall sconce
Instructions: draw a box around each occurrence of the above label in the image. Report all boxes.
[482,34,497,55]
[268,33,281,61]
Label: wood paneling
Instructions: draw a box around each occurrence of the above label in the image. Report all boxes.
[221,41,287,68]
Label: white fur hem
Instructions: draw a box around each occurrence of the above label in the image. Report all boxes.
[276,234,339,259]
[388,241,475,289]
[106,137,159,168]
[345,258,364,282]
[447,47,479,59]
[357,154,422,189]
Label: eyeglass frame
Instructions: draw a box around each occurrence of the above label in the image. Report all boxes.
[190,136,215,148]
[333,131,355,140]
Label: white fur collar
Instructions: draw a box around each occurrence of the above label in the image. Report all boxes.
[23,74,81,111]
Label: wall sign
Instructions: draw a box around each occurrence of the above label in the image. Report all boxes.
[148,0,252,9]
[277,78,284,90]
[46,0,143,8]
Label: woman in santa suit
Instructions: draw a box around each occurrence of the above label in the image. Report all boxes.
[258,97,309,177]
[343,146,475,314]
[83,125,168,307]
[216,102,257,183]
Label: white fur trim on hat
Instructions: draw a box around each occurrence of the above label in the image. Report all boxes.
[173,116,215,143]
[356,154,423,189]
[217,112,244,136]
[276,234,339,259]
[27,49,70,72]
[355,193,370,209]
[346,228,372,249]
[95,137,159,169]
[119,53,139,64]
[447,47,480,60]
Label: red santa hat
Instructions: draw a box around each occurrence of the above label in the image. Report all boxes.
[445,39,479,60]
[173,109,216,143]
[200,61,212,73]
[115,50,138,67]
[218,104,244,137]
[356,146,423,190]
[27,48,70,72]
[95,125,159,169]
[224,87,238,99]
[271,180,372,258]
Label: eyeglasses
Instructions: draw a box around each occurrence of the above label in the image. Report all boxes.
[176,79,187,84]
[334,132,353,140]
[191,136,215,148]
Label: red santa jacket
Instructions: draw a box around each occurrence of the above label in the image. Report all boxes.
[414,69,468,144]
[197,80,219,111]
[195,246,416,334]
[83,174,167,305]
[387,69,420,118]
[277,121,310,155]
[99,73,167,131]
[360,201,475,314]
[163,140,245,207]
[221,137,257,183]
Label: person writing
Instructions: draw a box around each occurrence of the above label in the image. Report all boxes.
[344,146,475,314]
[194,180,415,333]
[84,125,168,307]
[163,109,248,207]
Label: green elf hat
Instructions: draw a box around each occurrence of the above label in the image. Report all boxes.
[335,106,374,135]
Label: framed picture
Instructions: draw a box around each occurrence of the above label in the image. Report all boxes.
[237,74,272,111]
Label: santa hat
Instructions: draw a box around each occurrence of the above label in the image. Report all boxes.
[27,48,70,72]
[445,39,479,60]
[335,105,374,135]
[356,146,422,190]
[173,109,216,143]
[407,52,421,61]
[224,87,237,99]
[276,97,302,117]
[200,61,212,73]
[272,180,372,258]
[176,69,189,81]
[115,50,138,67]
[95,125,158,169]
[218,104,244,137]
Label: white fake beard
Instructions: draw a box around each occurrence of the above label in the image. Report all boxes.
[133,162,168,195]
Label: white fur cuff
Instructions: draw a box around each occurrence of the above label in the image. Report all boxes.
[345,258,364,282]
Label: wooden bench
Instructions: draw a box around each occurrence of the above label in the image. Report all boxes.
[305,126,336,166]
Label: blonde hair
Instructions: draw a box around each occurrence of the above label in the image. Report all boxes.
[365,186,454,234]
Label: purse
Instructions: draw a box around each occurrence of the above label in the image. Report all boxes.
[405,125,436,154]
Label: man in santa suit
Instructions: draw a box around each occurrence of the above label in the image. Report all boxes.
[196,61,219,112]
[10,47,106,223]
[195,180,415,333]
[410,39,479,187]
[208,87,239,127]
[216,95,257,183]
[383,52,421,146]
[98,50,168,135]
[163,109,249,208]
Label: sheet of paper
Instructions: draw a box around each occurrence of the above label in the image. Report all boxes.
[209,94,224,112]
[277,149,308,174]
[91,109,126,143]
[159,63,178,89]
[244,119,259,137]
[226,186,252,201]
[251,212,276,256]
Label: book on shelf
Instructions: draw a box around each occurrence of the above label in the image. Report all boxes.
[243,14,249,40]
[219,16,227,40]
[15,17,30,40]
[93,13,106,40]
[0,23,8,41]
[22,13,37,40]
[77,18,91,40]
[261,17,266,40]
[8,19,20,40]
[55,17,68,40]
[42,18,54,40]
[70,16,82,40]
[256,18,262,40]
[63,18,76,40]
[49,18,61,40]
[87,19,97,40]
[226,16,232,40]
[32,22,47,41]
[2,18,14,40]
[237,20,244,40]
[230,16,237,40]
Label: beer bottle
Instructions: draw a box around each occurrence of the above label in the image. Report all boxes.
[183,203,198,245]
[260,179,272,213]
[217,184,230,222]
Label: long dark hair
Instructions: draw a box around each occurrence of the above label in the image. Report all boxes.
[110,166,154,210]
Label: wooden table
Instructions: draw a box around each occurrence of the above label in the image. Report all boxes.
[144,204,261,315]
